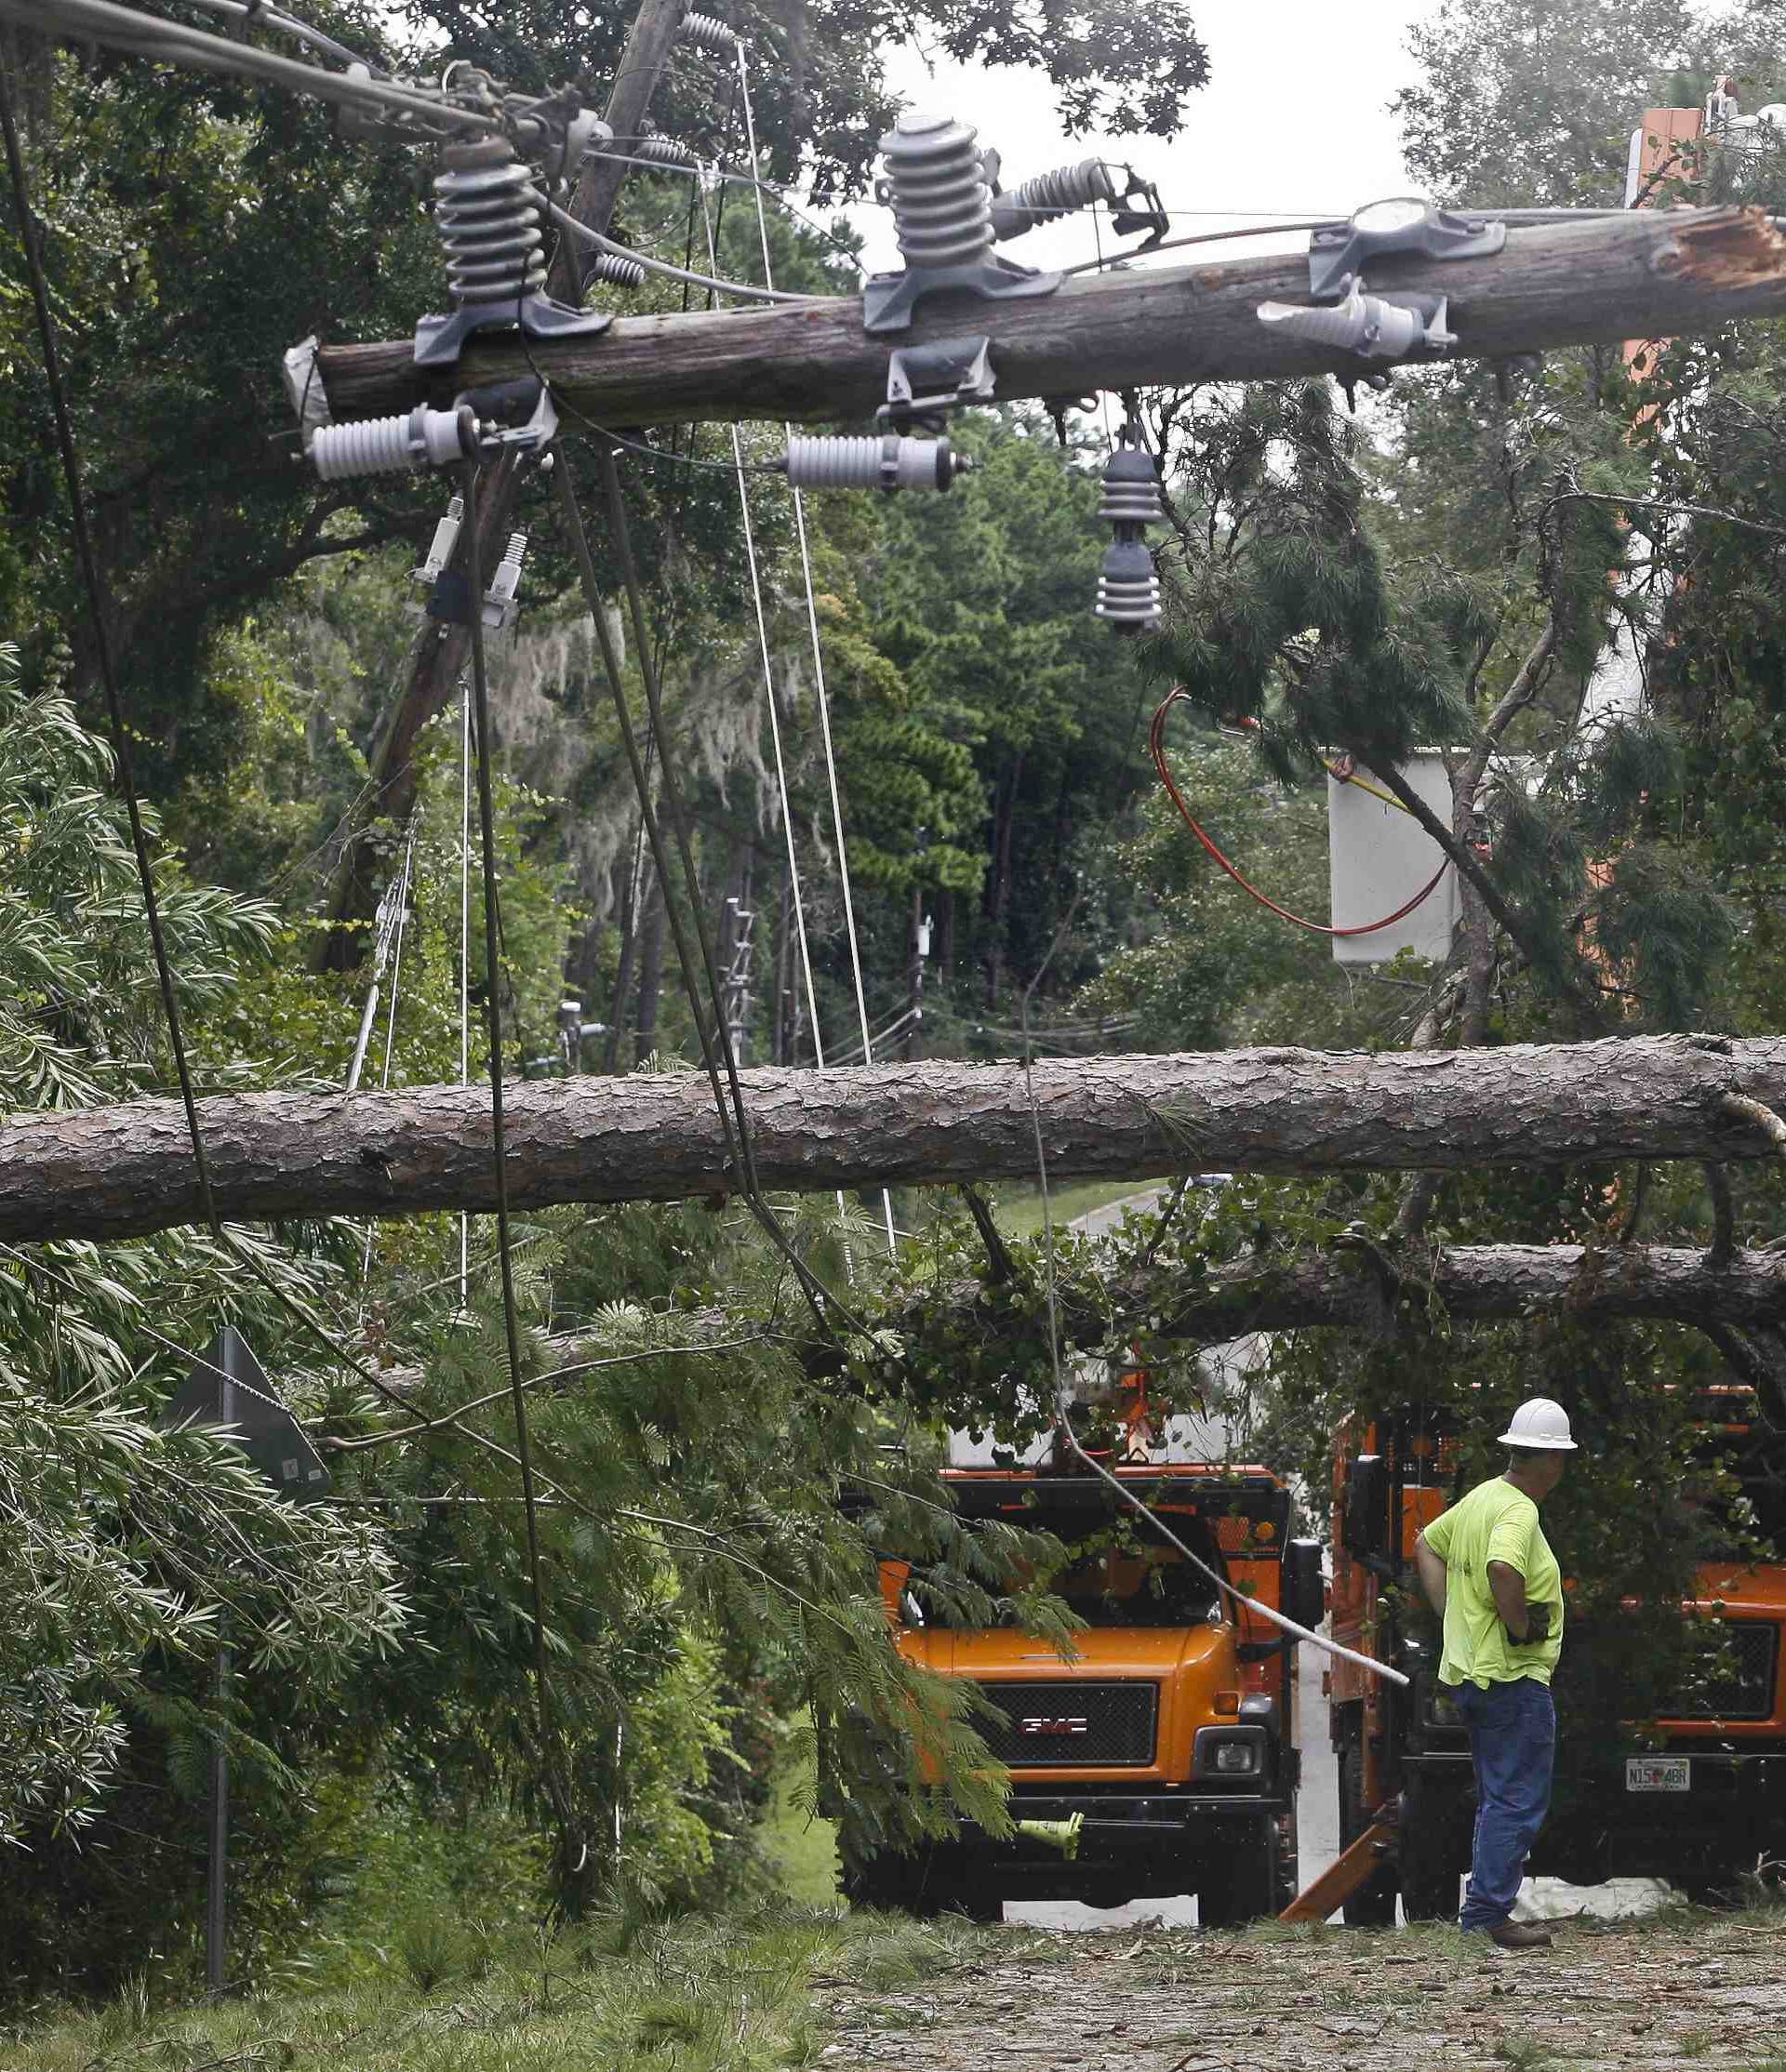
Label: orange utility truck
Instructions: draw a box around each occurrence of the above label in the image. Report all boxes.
[1330,1397,1786,1919]
[848,1442,1321,1921]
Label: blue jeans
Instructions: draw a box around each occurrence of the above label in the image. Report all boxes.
[1452,1676,1555,1930]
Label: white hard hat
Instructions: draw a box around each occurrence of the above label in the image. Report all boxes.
[1497,1397,1578,1451]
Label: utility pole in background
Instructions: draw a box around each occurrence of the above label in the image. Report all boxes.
[313,0,691,974]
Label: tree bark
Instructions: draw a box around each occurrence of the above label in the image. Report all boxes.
[895,1242,1786,1351]
[313,208,1786,433]
[6,1031,1786,1244]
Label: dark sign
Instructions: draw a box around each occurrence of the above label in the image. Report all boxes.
[160,1325,330,1499]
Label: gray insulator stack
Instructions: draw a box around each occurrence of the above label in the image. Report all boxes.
[629,135,698,168]
[313,405,475,482]
[433,137,547,312]
[679,9,740,51]
[582,250,647,288]
[782,433,970,493]
[990,157,1117,241]
[1096,439,1163,633]
[882,112,993,272]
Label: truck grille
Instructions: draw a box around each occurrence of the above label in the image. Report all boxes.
[970,1681,1158,1766]
[1669,1622,1779,1722]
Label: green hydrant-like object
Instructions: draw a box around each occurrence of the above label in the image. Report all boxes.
[1013,1813,1084,1861]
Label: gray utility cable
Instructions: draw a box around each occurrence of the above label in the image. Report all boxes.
[0,0,492,130]
[1053,1423,1407,1684]
[460,457,564,1808]
[161,0,373,70]
[1010,916,1406,1687]
[545,200,814,303]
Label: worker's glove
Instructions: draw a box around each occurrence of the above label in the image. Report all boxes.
[1507,1602,1552,1647]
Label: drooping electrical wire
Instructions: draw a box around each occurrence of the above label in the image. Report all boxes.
[460,457,562,1797]
[1152,688,1447,938]
[459,673,473,1310]
[1009,910,1407,1686]
[552,449,861,1335]
[544,201,813,304]
[735,41,896,1254]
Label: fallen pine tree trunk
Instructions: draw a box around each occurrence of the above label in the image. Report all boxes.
[2,1031,1784,1245]
[892,1242,1786,1353]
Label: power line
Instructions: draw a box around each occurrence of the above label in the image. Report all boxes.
[0,0,490,131]
[460,457,561,1797]
[160,0,377,71]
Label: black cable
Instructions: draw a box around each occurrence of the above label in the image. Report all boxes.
[461,458,563,1805]
[3,80,599,1709]
[554,451,855,1334]
[0,62,225,1237]
[594,446,773,1202]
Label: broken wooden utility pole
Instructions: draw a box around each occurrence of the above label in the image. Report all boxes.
[314,0,689,973]
[313,206,1786,432]
[5,1033,1785,1244]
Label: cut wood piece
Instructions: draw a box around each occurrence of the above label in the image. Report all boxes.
[2,1031,1784,1243]
[313,207,1786,431]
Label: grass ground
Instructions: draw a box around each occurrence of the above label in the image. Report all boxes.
[992,1176,1168,1242]
[759,1748,841,1910]
[10,1894,1782,2072]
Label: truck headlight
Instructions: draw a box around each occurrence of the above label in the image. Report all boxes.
[1193,1725,1271,1780]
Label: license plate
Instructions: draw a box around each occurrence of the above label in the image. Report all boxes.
[1626,1757,1690,1793]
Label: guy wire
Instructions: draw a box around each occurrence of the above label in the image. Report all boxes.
[461,458,565,1806]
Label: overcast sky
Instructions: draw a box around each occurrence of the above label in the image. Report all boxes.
[846,1,1437,274]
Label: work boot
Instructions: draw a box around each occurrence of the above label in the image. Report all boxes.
[1484,1919,1553,1951]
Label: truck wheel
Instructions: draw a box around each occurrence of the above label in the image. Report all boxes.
[1198,1826,1276,1926]
[1339,1744,1396,1928]
[1397,1790,1464,1923]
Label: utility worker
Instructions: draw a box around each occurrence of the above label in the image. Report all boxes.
[1413,1397,1577,1950]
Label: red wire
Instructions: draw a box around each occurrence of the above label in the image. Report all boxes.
[1149,688,1449,939]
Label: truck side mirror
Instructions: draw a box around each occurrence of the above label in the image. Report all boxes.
[1342,1454,1391,1561]
[1283,1537,1324,1631]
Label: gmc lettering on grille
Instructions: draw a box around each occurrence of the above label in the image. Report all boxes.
[1019,1717,1088,1735]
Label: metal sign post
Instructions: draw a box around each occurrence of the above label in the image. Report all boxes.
[160,1325,329,1998]
[207,1338,234,1999]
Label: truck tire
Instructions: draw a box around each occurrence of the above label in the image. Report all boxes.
[1339,1743,1396,1928]
[1198,1823,1276,1926]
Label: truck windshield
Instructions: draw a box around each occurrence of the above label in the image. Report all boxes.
[1033,1510,1226,1628]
